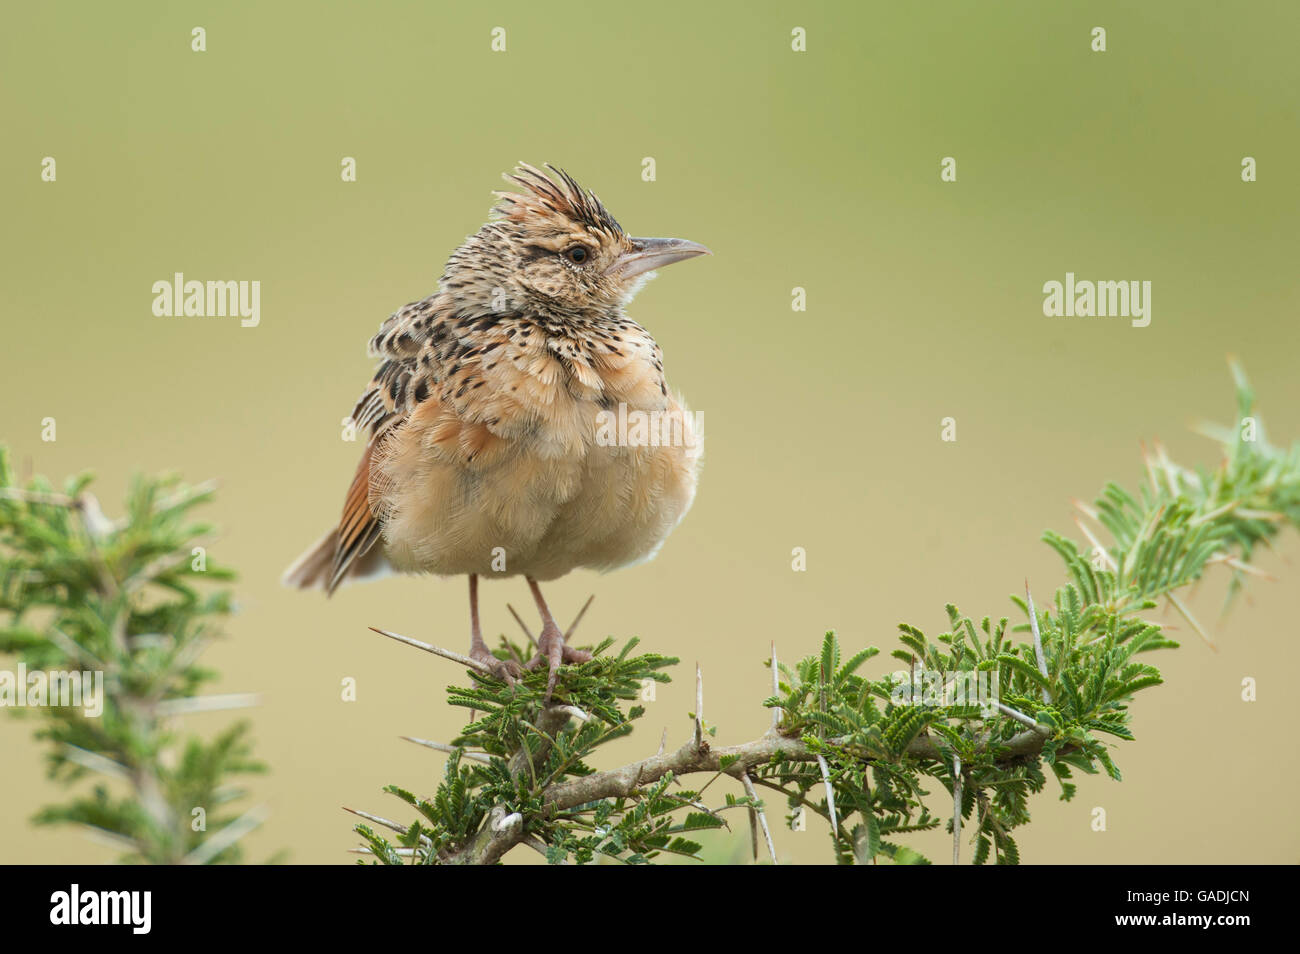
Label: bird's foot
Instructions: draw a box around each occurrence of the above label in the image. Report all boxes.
[471,645,524,685]
[526,622,592,700]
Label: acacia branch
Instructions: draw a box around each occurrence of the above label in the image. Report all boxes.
[363,369,1300,867]
[442,720,1063,864]
[542,727,1054,813]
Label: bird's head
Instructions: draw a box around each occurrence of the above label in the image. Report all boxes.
[441,164,710,323]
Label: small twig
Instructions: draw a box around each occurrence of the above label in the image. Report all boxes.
[694,664,704,749]
[1074,517,1118,572]
[1190,501,1237,527]
[951,754,963,865]
[1205,551,1276,580]
[47,627,106,669]
[62,744,129,780]
[1152,440,1181,495]
[126,547,200,592]
[565,594,595,639]
[994,700,1047,734]
[816,753,839,836]
[369,627,494,674]
[1139,441,1160,495]
[974,790,991,858]
[183,804,269,865]
[503,640,525,667]
[170,634,214,676]
[128,633,171,650]
[1236,508,1285,521]
[156,693,261,717]
[343,806,431,844]
[1025,581,1050,703]
[1166,593,1217,651]
[81,827,141,855]
[400,736,492,763]
[1070,497,1100,522]
[685,798,729,824]
[695,771,724,798]
[506,604,537,648]
[0,487,78,507]
[350,846,415,857]
[741,772,777,864]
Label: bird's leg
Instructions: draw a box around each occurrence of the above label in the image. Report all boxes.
[524,576,592,700]
[467,574,521,683]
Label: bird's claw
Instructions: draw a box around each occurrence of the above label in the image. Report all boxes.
[526,622,592,700]
[471,646,523,685]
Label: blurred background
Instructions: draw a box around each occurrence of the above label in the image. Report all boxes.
[2,0,1298,864]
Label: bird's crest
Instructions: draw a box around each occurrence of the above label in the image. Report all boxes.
[494,163,623,236]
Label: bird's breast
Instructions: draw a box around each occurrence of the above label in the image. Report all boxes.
[373,319,700,578]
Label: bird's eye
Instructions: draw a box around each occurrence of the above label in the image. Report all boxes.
[563,245,590,265]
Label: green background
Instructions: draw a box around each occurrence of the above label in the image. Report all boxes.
[2,0,1298,864]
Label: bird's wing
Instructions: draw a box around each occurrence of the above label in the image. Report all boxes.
[330,295,527,588]
[327,297,443,590]
[332,287,660,587]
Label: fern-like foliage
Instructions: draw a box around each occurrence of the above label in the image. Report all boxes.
[356,366,1297,865]
[0,449,271,863]
[352,638,723,864]
[759,364,1298,863]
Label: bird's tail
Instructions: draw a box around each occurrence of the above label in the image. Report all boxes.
[281,528,394,593]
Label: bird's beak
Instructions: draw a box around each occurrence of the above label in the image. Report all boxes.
[609,237,712,280]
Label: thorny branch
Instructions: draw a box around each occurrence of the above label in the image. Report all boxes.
[363,630,1072,866]
[352,368,1300,866]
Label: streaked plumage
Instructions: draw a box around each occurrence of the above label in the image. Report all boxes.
[285,164,708,693]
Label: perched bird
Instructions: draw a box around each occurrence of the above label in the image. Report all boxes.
[284,164,708,696]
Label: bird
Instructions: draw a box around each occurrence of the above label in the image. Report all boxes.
[284,163,708,698]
